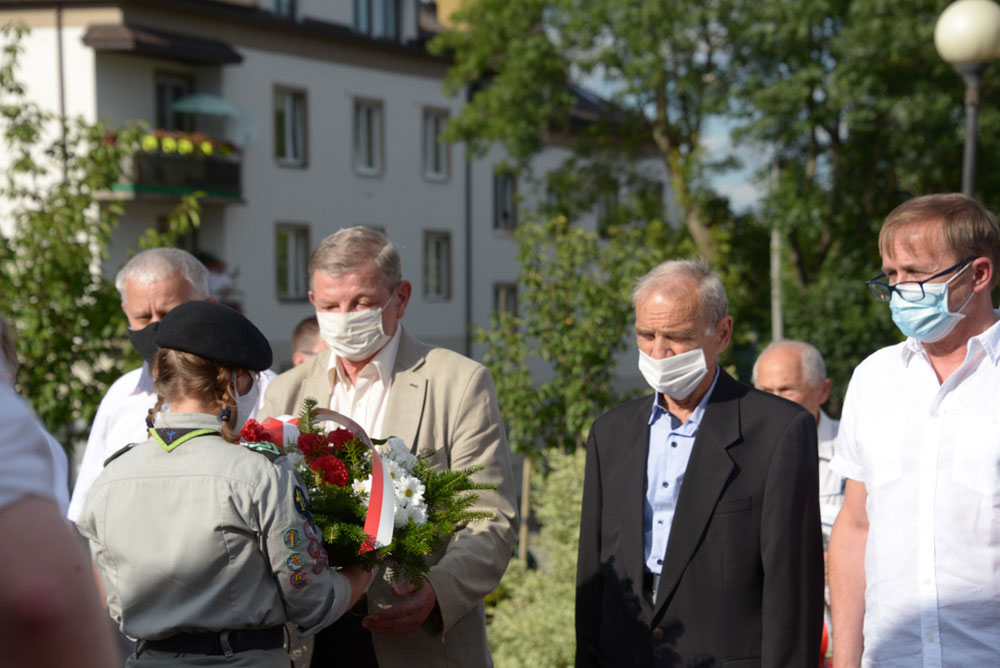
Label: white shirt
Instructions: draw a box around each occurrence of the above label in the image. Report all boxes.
[830,315,1000,667]
[0,382,58,510]
[68,363,276,522]
[817,410,843,538]
[328,327,401,439]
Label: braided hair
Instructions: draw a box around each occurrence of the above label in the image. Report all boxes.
[147,348,242,443]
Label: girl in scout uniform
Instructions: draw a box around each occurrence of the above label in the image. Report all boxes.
[76,301,371,667]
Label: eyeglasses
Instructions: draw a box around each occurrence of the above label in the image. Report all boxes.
[865,257,975,303]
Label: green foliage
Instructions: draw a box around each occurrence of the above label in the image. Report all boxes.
[476,215,663,456]
[488,448,585,667]
[0,23,201,447]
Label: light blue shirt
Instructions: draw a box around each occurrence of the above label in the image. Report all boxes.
[644,367,720,574]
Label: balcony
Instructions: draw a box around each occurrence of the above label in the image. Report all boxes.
[109,131,243,203]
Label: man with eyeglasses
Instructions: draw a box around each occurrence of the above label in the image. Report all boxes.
[828,193,1000,668]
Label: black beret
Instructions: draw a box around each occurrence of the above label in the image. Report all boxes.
[154,301,273,371]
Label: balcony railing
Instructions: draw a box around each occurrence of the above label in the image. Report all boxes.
[110,131,242,201]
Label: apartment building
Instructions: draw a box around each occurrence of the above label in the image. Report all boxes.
[0,0,669,369]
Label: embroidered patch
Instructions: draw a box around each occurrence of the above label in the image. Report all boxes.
[307,539,323,559]
[289,570,309,588]
[293,486,310,518]
[312,556,328,575]
[286,553,304,570]
[283,529,301,549]
[303,522,319,541]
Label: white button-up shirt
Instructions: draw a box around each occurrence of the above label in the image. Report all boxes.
[69,364,275,522]
[817,410,844,539]
[831,315,1000,667]
[328,327,401,439]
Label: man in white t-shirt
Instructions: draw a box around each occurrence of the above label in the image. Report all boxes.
[829,193,1000,667]
[0,372,120,667]
[68,248,273,523]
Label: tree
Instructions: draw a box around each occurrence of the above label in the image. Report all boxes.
[730,0,1000,405]
[431,0,742,264]
[0,23,199,447]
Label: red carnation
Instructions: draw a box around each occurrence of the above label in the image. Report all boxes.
[326,428,355,451]
[240,419,266,443]
[297,432,325,457]
[311,455,349,486]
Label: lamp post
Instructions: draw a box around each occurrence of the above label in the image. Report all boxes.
[935,0,1000,197]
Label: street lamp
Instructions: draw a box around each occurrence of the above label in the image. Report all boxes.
[935,0,1000,196]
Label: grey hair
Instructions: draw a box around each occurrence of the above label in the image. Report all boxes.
[631,258,728,328]
[309,226,401,290]
[751,339,827,387]
[115,248,210,303]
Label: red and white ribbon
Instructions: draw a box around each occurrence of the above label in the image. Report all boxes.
[310,409,395,553]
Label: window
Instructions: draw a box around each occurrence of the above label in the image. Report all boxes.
[353,0,400,40]
[597,189,619,238]
[494,283,518,316]
[273,0,296,17]
[354,99,383,176]
[154,72,193,132]
[493,171,517,232]
[276,224,310,301]
[422,109,449,181]
[274,88,307,167]
[423,231,451,301]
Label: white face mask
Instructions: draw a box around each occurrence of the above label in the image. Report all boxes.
[316,290,395,362]
[637,348,708,400]
[232,371,259,433]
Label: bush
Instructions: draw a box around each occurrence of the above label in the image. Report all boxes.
[488,448,585,667]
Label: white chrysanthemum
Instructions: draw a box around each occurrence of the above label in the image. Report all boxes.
[386,437,418,469]
[351,476,372,502]
[383,459,405,485]
[394,474,426,509]
[398,499,428,526]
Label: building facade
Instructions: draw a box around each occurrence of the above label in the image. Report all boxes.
[0,0,669,370]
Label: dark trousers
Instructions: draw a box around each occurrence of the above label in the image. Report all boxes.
[310,610,378,668]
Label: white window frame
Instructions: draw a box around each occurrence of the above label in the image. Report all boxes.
[493,283,518,316]
[493,170,518,232]
[276,223,310,301]
[423,230,452,301]
[274,87,307,167]
[422,108,450,181]
[354,0,400,40]
[354,99,384,176]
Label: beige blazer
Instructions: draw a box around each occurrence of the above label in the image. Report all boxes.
[259,328,518,667]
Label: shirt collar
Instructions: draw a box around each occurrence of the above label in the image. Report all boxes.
[647,365,721,429]
[899,309,1000,366]
[328,325,403,387]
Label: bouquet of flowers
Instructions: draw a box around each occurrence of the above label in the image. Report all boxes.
[240,398,495,585]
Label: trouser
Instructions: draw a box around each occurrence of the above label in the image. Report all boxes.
[310,604,378,668]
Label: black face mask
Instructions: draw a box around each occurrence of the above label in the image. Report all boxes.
[128,321,160,365]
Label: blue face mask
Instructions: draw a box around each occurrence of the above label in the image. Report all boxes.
[888,264,974,343]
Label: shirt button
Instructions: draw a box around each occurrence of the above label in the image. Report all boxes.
[652,628,664,640]
[926,634,935,643]
[657,558,663,565]
[662,481,669,488]
[670,441,678,448]
[657,520,664,525]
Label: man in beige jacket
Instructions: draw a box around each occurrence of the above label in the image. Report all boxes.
[259,226,518,667]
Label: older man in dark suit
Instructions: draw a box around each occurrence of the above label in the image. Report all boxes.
[576,259,824,667]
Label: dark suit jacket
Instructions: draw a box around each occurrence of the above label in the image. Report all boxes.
[576,369,823,668]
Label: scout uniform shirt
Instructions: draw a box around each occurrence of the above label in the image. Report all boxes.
[76,412,350,649]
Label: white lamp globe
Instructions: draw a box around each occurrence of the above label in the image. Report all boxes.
[935,0,1000,65]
